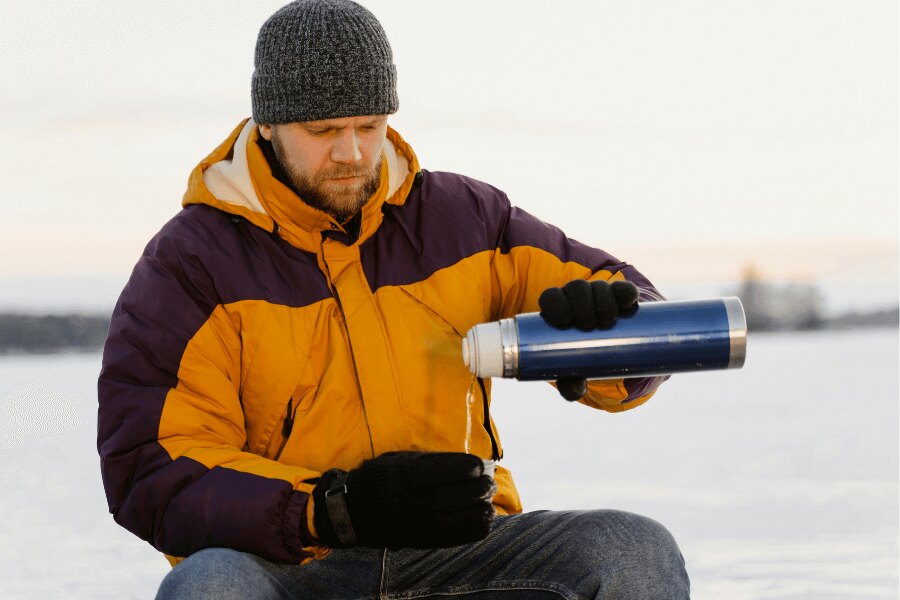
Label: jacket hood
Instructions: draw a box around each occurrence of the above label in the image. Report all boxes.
[183,118,420,250]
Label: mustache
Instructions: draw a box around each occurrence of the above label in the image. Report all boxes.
[320,165,377,180]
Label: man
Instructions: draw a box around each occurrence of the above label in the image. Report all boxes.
[98,1,690,598]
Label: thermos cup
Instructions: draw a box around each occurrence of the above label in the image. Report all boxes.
[461,297,747,380]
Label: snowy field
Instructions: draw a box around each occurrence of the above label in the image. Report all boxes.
[0,328,896,599]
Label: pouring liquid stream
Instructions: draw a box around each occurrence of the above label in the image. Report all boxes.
[464,374,497,479]
[464,374,477,454]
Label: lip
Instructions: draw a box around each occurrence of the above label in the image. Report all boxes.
[328,175,362,182]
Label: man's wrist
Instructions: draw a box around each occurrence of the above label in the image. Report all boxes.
[313,468,357,548]
[323,470,356,545]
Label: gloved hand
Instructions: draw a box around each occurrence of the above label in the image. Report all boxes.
[312,451,496,550]
[538,279,639,401]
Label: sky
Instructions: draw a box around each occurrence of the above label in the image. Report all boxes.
[0,0,897,309]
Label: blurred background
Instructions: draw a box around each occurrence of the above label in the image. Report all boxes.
[0,1,896,598]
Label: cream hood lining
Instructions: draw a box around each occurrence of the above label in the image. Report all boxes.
[202,118,410,219]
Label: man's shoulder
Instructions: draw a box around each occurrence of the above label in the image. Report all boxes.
[420,170,508,204]
[143,204,243,262]
[413,171,511,228]
[147,204,241,258]
[160,203,236,237]
[374,170,512,249]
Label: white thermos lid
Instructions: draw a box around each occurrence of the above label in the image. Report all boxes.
[461,321,505,378]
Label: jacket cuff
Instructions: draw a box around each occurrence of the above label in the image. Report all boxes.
[306,496,318,542]
[623,374,669,402]
[281,490,315,557]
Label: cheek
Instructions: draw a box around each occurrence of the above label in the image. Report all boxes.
[294,148,331,179]
[273,134,305,172]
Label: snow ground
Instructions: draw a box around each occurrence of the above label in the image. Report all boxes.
[0,328,896,599]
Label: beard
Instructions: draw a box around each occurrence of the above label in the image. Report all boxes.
[269,133,382,223]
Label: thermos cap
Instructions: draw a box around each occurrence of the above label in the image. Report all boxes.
[462,321,505,378]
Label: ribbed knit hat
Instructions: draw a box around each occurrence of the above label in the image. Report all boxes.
[252,0,398,124]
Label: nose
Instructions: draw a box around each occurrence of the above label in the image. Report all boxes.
[330,128,362,164]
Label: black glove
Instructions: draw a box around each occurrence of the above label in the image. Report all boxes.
[312,451,496,550]
[538,279,639,401]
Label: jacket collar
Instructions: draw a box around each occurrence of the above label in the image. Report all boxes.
[183,118,420,251]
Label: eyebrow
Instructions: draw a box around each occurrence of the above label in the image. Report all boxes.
[303,117,385,130]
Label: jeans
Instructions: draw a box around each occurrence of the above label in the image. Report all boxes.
[156,510,690,599]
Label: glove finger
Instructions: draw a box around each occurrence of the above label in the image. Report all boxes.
[428,476,497,511]
[426,502,495,547]
[401,516,493,549]
[397,503,493,549]
[611,280,639,313]
[538,287,573,328]
[591,280,618,328]
[384,500,495,549]
[409,452,483,487]
[556,377,587,401]
[563,279,597,331]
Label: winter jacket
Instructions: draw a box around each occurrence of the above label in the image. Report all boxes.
[97,119,667,566]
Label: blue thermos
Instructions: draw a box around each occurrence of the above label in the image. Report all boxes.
[461,298,747,380]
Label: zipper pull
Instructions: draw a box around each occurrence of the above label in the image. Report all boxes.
[283,398,294,438]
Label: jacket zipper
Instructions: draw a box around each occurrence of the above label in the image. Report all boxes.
[478,378,501,460]
[280,282,375,458]
[270,229,375,459]
[322,256,377,459]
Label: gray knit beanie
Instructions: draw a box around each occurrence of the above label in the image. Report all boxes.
[252,0,398,124]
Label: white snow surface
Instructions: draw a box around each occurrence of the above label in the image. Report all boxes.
[0,329,896,599]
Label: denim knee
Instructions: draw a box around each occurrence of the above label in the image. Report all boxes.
[155,547,283,600]
[569,510,689,599]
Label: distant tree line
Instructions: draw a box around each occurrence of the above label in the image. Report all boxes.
[732,267,898,332]
[0,312,111,354]
[824,308,899,330]
[734,270,825,331]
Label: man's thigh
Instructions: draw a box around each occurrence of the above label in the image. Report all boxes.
[156,510,688,600]
[156,546,384,600]
[382,510,689,600]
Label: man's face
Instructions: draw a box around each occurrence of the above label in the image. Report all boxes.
[259,115,388,222]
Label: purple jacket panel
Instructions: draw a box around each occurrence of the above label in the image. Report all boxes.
[98,205,328,562]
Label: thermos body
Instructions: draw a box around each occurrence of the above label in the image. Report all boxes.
[462,297,747,380]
